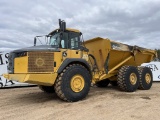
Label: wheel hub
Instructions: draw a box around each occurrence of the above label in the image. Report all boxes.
[70,75,85,92]
[145,73,151,84]
[130,73,137,85]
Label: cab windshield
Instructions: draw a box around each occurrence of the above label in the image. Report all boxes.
[34,30,81,49]
[49,33,60,46]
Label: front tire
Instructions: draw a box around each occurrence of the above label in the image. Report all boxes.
[54,64,91,102]
[117,66,139,92]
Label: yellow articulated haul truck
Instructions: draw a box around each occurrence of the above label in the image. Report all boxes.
[3,19,157,102]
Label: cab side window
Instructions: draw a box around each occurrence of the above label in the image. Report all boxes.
[69,32,80,49]
[71,37,79,49]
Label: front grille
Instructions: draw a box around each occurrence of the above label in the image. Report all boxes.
[28,52,54,72]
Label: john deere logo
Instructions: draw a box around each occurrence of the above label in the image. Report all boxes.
[35,58,44,67]
[62,51,67,57]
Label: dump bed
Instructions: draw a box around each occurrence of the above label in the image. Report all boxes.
[84,37,156,75]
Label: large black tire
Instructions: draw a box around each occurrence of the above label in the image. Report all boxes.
[54,64,91,102]
[96,79,110,87]
[39,85,55,93]
[110,81,118,86]
[138,67,153,90]
[117,66,139,92]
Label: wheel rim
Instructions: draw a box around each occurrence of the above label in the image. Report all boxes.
[145,73,151,84]
[130,73,137,85]
[70,75,85,92]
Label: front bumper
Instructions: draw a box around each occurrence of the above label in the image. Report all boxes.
[3,73,58,86]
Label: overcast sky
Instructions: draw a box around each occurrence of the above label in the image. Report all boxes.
[0,0,160,51]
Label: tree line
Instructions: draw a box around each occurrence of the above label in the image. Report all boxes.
[156,49,160,60]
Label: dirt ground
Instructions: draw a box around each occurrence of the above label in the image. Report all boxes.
[0,83,160,120]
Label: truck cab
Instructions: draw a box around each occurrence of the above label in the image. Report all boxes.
[47,28,81,49]
[4,19,90,83]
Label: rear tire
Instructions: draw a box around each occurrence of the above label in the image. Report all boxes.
[96,79,110,87]
[39,85,55,93]
[117,66,139,92]
[138,67,153,90]
[54,64,91,102]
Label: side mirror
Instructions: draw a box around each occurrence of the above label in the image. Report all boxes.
[34,37,37,46]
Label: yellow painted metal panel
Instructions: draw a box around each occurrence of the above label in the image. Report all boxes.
[84,37,111,71]
[84,37,156,83]
[62,49,82,59]
[69,50,82,58]
[108,50,132,70]
[54,49,83,72]
[49,28,80,35]
[54,52,63,72]
[14,56,28,73]
[3,73,58,86]
[3,73,27,83]
[24,73,57,86]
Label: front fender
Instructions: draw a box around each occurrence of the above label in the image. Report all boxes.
[57,58,91,75]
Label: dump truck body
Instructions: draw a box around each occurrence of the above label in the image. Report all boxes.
[84,37,156,83]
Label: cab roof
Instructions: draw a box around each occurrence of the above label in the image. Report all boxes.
[48,28,81,35]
